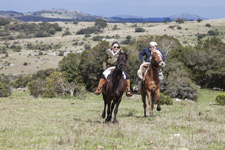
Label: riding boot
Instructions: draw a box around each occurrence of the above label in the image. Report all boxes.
[160,79,166,92]
[125,79,132,97]
[94,78,106,95]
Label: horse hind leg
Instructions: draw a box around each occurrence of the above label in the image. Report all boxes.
[147,91,153,117]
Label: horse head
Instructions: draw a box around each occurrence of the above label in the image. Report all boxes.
[116,52,127,70]
[151,50,164,67]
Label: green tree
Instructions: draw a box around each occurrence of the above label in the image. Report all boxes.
[58,53,81,82]
[79,41,109,89]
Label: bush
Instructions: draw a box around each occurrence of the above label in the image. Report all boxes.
[0,74,12,97]
[58,53,81,82]
[215,93,225,105]
[154,93,173,105]
[12,75,31,88]
[0,17,10,26]
[135,27,145,32]
[28,79,45,98]
[92,35,104,41]
[205,23,211,27]
[62,28,72,36]
[95,19,107,29]
[76,26,102,35]
[163,61,198,101]
[175,18,185,24]
[197,18,203,22]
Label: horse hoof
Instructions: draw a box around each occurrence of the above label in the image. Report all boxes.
[102,114,105,119]
[157,107,161,111]
[112,120,118,124]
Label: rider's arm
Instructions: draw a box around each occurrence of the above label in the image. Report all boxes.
[103,53,108,69]
[139,49,146,62]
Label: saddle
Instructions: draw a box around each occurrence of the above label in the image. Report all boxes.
[137,62,150,80]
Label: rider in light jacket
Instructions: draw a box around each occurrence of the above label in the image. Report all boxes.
[94,41,132,97]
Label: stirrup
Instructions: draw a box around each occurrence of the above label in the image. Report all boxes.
[126,90,132,97]
[94,88,101,95]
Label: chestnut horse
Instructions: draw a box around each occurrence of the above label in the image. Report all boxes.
[140,50,163,117]
[102,52,127,123]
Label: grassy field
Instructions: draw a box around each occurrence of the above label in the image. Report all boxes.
[0,89,224,150]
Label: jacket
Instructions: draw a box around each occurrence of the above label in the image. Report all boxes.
[139,47,165,62]
[103,49,123,69]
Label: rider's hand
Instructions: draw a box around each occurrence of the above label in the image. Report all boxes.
[142,61,145,63]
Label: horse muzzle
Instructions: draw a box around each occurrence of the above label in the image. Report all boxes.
[159,61,166,68]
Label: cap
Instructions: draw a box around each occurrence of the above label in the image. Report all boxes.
[149,41,157,47]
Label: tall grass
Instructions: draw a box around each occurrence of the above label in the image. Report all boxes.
[0,89,224,149]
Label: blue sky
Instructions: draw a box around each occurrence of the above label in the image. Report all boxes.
[1,0,225,19]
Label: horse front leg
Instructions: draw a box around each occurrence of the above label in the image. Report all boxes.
[141,90,147,117]
[156,89,161,111]
[112,97,122,123]
[102,93,107,119]
[105,98,112,122]
[146,91,153,117]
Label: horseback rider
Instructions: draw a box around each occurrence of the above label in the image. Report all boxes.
[94,42,132,97]
[138,41,166,91]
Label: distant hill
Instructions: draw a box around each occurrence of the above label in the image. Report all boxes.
[169,13,207,21]
[0,9,206,22]
[110,16,172,23]
[0,10,23,17]
[111,13,206,22]
[0,9,111,22]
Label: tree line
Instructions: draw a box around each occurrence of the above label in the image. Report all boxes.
[1,35,225,101]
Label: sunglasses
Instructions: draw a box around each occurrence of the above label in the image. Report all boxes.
[113,46,120,49]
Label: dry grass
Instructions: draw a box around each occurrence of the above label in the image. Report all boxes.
[1,19,225,75]
[0,89,224,149]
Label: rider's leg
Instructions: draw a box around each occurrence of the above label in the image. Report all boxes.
[159,70,166,92]
[94,75,106,95]
[124,72,132,97]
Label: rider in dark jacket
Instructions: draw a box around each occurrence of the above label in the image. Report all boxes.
[139,46,165,63]
[139,41,166,92]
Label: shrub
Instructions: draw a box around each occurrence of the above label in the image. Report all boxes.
[0,17,10,26]
[84,44,91,50]
[197,18,203,22]
[62,28,72,36]
[12,75,31,88]
[215,93,225,105]
[28,79,45,98]
[163,61,198,101]
[0,74,12,97]
[205,23,211,27]
[154,93,173,105]
[92,35,104,41]
[58,53,81,82]
[169,26,174,30]
[76,26,102,35]
[95,19,107,29]
[175,18,185,24]
[23,62,28,66]
[177,26,182,30]
[135,27,145,32]
[207,30,219,36]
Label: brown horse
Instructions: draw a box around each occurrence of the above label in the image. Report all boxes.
[102,52,127,123]
[140,50,163,117]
